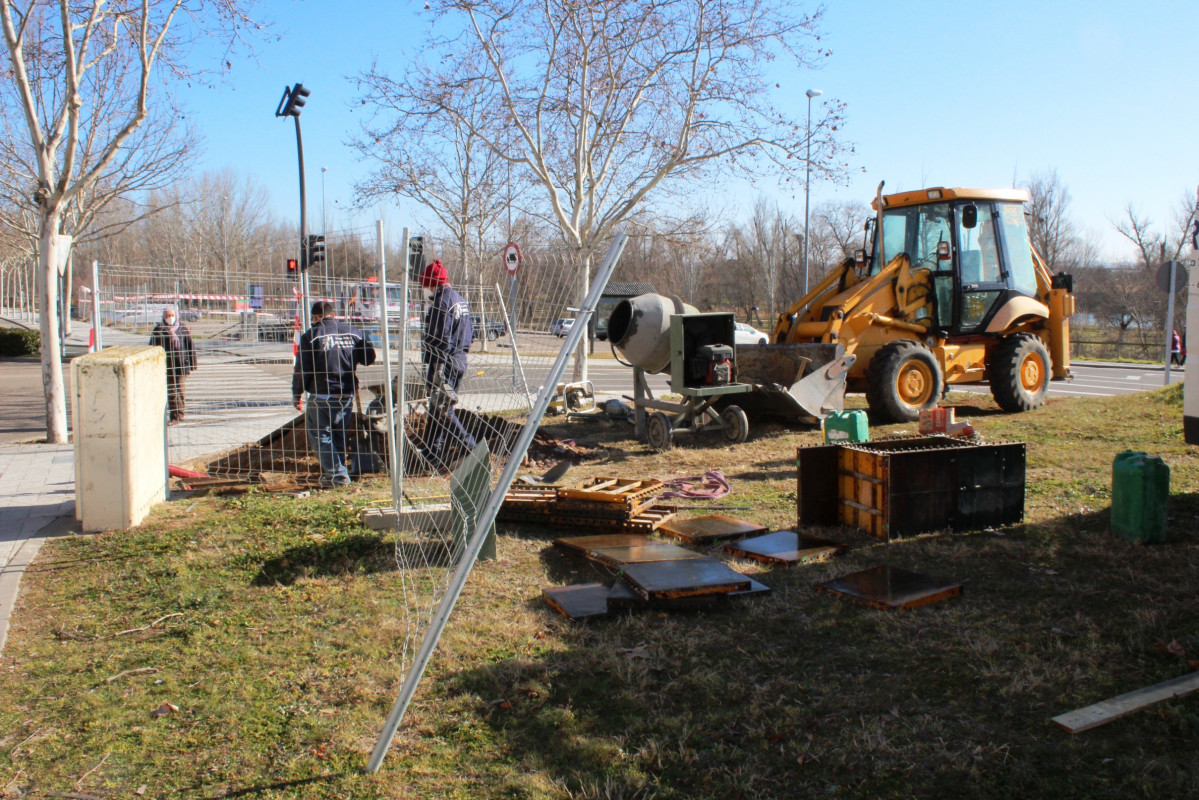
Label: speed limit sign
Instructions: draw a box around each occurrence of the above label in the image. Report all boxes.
[503,242,521,275]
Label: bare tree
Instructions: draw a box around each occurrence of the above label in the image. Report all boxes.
[416,0,847,379]
[354,55,514,287]
[1022,169,1080,272]
[804,198,867,284]
[1107,191,1199,342]
[0,0,256,443]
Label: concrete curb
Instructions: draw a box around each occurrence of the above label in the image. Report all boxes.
[0,515,78,655]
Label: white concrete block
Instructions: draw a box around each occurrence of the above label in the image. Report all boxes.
[360,504,453,532]
[72,346,167,531]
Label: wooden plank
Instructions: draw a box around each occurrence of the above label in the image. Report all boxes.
[1052,672,1199,734]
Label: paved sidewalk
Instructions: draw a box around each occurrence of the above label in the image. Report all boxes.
[0,443,78,654]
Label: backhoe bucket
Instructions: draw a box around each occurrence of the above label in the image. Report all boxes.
[732,343,855,421]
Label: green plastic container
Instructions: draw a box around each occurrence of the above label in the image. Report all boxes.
[824,410,869,444]
[1110,451,1169,544]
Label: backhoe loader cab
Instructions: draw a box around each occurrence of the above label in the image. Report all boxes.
[775,186,1074,423]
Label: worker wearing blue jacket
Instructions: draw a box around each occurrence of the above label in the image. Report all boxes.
[420,260,477,470]
[292,301,377,487]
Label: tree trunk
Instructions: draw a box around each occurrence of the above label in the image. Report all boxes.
[573,250,591,383]
[39,210,69,443]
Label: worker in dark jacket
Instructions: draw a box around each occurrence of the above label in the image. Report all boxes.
[420,260,477,470]
[149,306,197,423]
[292,301,377,487]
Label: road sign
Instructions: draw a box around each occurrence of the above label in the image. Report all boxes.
[503,242,521,275]
[1156,261,1188,293]
[249,285,264,309]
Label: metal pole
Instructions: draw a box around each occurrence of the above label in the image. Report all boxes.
[1165,263,1178,387]
[380,222,402,511]
[494,282,532,407]
[295,116,310,331]
[91,260,101,351]
[803,91,818,297]
[366,232,629,774]
[322,167,329,286]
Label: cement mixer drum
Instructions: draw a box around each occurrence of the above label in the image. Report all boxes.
[607,293,698,374]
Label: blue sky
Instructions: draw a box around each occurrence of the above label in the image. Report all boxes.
[186,0,1199,261]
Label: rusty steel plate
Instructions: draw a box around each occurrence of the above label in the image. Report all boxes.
[607,575,770,611]
[542,583,613,620]
[657,514,768,544]
[588,542,703,566]
[607,576,771,611]
[620,557,753,600]
[815,564,962,610]
[554,534,655,555]
[724,530,845,565]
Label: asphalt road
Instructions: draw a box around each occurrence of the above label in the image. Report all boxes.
[582,358,1186,402]
[946,360,1183,399]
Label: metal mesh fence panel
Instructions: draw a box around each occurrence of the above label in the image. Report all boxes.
[368,232,628,770]
[92,226,630,769]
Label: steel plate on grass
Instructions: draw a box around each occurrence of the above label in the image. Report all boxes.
[815,564,961,610]
[724,530,845,565]
[607,575,770,611]
[542,583,613,620]
[588,542,702,566]
[658,514,768,544]
[620,558,752,600]
[554,534,655,555]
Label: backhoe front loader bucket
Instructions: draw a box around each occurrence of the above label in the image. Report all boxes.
[731,343,856,421]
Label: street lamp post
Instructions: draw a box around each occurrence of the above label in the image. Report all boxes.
[275,82,312,329]
[321,166,329,286]
[803,88,822,297]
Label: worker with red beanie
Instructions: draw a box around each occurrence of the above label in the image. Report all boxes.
[420,259,477,471]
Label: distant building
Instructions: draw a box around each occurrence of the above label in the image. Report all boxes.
[594,282,656,341]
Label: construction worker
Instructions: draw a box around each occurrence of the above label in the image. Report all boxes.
[292,301,377,487]
[149,306,197,423]
[419,260,477,471]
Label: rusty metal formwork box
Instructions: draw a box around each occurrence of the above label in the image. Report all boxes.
[797,435,1025,538]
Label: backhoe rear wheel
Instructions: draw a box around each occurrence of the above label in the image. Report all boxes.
[989,334,1050,412]
[865,340,943,424]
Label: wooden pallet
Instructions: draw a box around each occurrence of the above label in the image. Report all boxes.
[557,478,664,512]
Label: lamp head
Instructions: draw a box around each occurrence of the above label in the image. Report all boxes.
[806,89,823,99]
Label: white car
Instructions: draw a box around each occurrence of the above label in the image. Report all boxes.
[550,317,575,337]
[734,322,768,346]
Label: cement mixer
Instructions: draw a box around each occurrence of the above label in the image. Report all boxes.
[608,293,855,450]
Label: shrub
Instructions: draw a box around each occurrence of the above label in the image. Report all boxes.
[0,327,40,356]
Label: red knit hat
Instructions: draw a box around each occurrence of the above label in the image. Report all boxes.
[420,260,448,288]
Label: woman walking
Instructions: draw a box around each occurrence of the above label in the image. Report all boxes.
[150,306,197,422]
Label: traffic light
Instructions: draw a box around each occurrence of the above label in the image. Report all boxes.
[275,83,311,117]
[306,234,326,270]
[286,257,298,278]
[408,235,425,279]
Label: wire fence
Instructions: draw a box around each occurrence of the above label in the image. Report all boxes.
[366,234,627,769]
[84,226,628,769]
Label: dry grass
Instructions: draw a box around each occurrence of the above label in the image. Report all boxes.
[1,385,1197,798]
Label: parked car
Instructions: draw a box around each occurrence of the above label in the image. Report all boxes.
[471,314,507,341]
[550,317,575,338]
[733,321,768,346]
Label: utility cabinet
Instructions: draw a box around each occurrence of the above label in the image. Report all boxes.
[73,346,167,531]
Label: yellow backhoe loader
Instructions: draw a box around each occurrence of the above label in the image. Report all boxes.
[773,184,1074,423]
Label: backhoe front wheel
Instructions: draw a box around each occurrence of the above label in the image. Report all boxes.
[865,340,944,424]
[990,334,1050,412]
